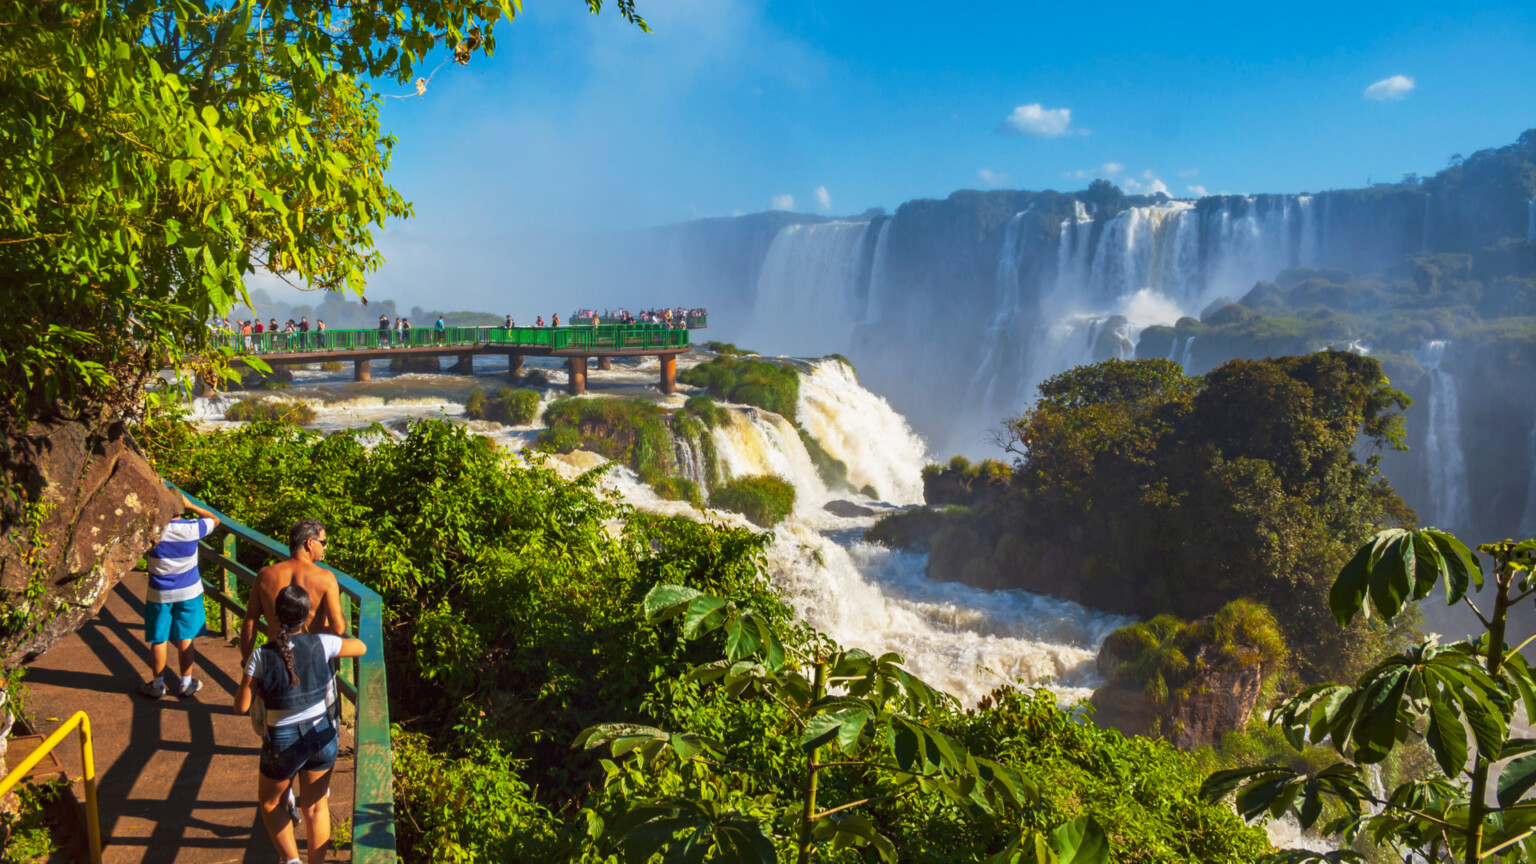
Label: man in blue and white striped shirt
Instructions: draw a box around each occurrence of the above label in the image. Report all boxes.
[140,491,221,699]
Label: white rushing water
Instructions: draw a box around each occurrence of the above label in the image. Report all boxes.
[750,221,873,357]
[197,352,1130,705]
[1415,341,1472,533]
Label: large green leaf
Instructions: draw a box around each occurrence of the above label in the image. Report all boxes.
[1044,815,1110,864]
[1499,752,1536,808]
[1329,528,1482,625]
[682,595,730,638]
[643,584,704,621]
[1422,693,1468,777]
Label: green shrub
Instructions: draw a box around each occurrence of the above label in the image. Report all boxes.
[651,476,703,507]
[536,397,674,482]
[464,388,487,418]
[1101,599,1287,709]
[825,353,856,376]
[224,398,315,424]
[867,506,968,549]
[678,356,800,420]
[704,340,757,356]
[708,474,796,527]
[681,394,730,428]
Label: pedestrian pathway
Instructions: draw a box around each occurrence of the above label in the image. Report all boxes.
[22,571,353,863]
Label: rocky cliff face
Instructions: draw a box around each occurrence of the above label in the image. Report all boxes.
[0,418,178,667]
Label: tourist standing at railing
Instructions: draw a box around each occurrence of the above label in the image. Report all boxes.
[536,315,544,327]
[504,314,514,328]
[236,585,366,864]
[377,314,390,346]
[139,490,220,700]
[435,315,446,344]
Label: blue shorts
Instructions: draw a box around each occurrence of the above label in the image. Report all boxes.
[143,597,206,644]
[260,715,339,780]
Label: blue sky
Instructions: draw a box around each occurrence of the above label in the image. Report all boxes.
[250,0,1536,309]
[376,0,1536,232]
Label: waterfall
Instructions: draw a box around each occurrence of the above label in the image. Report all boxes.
[750,221,873,356]
[965,211,1031,416]
[1519,416,1536,540]
[797,358,929,504]
[1180,335,1196,370]
[1166,335,1181,362]
[672,435,708,489]
[711,407,831,510]
[863,220,893,323]
[1013,196,1322,406]
[1416,341,1472,532]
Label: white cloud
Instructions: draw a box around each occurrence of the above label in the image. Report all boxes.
[1364,75,1415,102]
[1000,103,1076,138]
[976,169,1009,188]
[813,186,832,212]
[1187,184,1209,197]
[1064,162,1124,180]
[1122,170,1169,196]
[769,193,794,211]
[1178,169,1199,178]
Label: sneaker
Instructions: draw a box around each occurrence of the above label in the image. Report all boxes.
[176,678,203,699]
[138,678,167,699]
[284,788,301,826]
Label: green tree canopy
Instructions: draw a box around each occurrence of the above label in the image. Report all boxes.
[930,352,1414,681]
[0,0,644,428]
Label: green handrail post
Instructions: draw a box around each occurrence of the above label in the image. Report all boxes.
[164,482,396,863]
[222,533,237,640]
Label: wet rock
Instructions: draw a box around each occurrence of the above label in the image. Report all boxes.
[0,418,179,667]
[824,500,876,518]
[1090,641,1271,750]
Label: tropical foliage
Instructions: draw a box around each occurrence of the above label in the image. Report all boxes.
[140,415,1267,862]
[1204,529,1536,863]
[0,0,644,428]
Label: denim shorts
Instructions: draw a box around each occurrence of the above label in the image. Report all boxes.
[259,715,339,780]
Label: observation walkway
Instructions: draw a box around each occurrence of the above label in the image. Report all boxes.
[213,324,698,396]
[18,486,394,863]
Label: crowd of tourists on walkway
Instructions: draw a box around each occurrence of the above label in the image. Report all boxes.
[571,306,706,327]
[142,492,360,864]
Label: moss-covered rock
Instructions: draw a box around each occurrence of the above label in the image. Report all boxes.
[466,388,541,427]
[536,398,674,484]
[1091,599,1286,749]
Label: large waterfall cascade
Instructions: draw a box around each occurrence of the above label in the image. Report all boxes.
[749,221,873,357]
[1415,341,1473,533]
[189,353,1130,705]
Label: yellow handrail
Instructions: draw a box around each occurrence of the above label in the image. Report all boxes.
[0,710,100,864]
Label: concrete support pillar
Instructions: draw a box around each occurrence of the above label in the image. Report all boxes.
[451,353,474,374]
[508,352,524,380]
[567,356,588,395]
[597,355,613,371]
[354,359,371,382]
[659,355,677,395]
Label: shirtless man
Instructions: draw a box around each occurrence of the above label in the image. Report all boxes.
[241,519,345,663]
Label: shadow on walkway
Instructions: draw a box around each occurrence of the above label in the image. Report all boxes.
[24,573,353,864]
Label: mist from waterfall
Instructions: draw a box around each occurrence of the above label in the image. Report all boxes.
[1415,341,1473,533]
[1519,416,1536,540]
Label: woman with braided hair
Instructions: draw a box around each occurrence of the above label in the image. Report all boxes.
[236,585,366,864]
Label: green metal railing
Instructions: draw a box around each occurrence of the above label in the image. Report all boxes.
[214,325,691,356]
[166,482,395,864]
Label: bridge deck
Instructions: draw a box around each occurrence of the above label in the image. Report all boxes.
[22,572,353,863]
